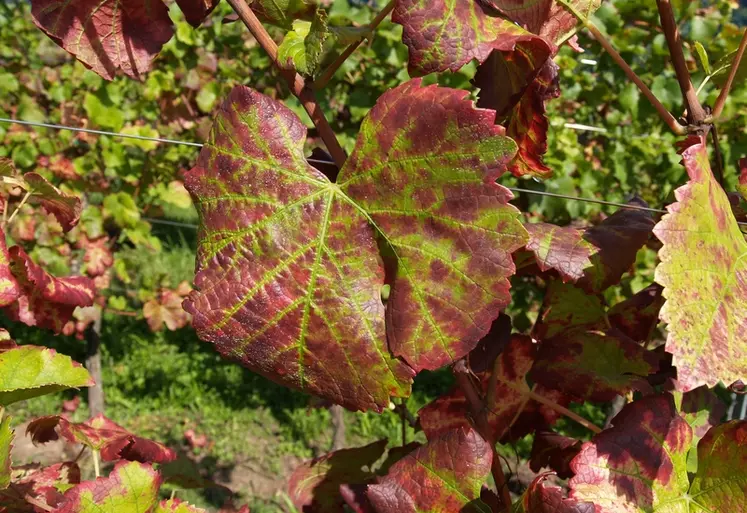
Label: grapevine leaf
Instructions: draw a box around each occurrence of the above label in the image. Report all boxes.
[26,414,176,464]
[571,394,747,512]
[511,474,594,513]
[154,499,208,512]
[53,461,161,513]
[23,172,82,232]
[579,198,654,293]
[0,462,81,511]
[653,135,747,391]
[277,10,331,77]
[530,328,661,401]
[490,0,602,46]
[340,483,376,513]
[183,85,413,412]
[503,59,561,178]
[607,284,664,342]
[367,427,492,513]
[175,0,221,28]
[529,430,581,480]
[569,394,692,511]
[392,0,552,77]
[5,247,95,333]
[30,0,174,80]
[0,416,11,489]
[340,79,526,371]
[738,157,747,201]
[0,228,20,308]
[251,0,317,28]
[419,335,569,442]
[521,223,596,283]
[184,80,525,409]
[0,346,93,407]
[532,281,606,340]
[288,439,387,513]
[677,386,726,444]
[143,290,191,332]
[688,420,747,511]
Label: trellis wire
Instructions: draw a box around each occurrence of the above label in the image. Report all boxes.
[3,117,747,229]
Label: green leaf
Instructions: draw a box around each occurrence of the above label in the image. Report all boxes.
[251,0,317,29]
[653,135,747,391]
[0,415,12,489]
[278,10,331,77]
[53,461,161,513]
[184,80,527,410]
[0,345,94,406]
[83,92,125,131]
[367,427,492,513]
[693,41,712,75]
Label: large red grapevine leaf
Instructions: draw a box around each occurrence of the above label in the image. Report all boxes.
[53,461,161,513]
[530,328,660,401]
[688,420,747,511]
[607,284,664,343]
[490,0,602,46]
[512,474,594,513]
[288,440,387,513]
[0,416,11,489]
[0,346,93,407]
[0,462,81,512]
[30,0,174,80]
[185,80,526,410]
[419,336,568,442]
[521,223,596,283]
[653,136,747,391]
[529,430,581,480]
[0,229,20,308]
[392,0,552,77]
[569,394,692,512]
[5,247,95,333]
[27,414,176,464]
[367,427,492,513]
[175,0,220,28]
[183,85,414,412]
[340,79,527,371]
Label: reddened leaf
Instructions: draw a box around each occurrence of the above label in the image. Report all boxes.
[491,0,602,46]
[569,394,692,511]
[511,473,594,513]
[184,79,526,409]
[532,281,606,340]
[392,0,552,77]
[0,346,93,406]
[419,335,569,442]
[22,173,81,232]
[529,431,581,480]
[0,416,12,489]
[175,0,221,28]
[653,135,747,391]
[53,461,161,513]
[5,247,95,333]
[30,0,174,80]
[143,290,191,332]
[0,462,81,511]
[520,223,597,283]
[677,386,726,443]
[367,427,492,513]
[530,328,660,401]
[288,439,387,513]
[0,228,20,308]
[27,415,176,464]
[607,284,664,342]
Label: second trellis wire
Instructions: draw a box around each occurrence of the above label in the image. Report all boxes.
[0,117,739,229]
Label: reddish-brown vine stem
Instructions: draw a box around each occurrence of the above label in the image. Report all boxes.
[224,0,348,168]
[454,360,512,511]
[557,0,686,135]
[711,28,747,120]
[655,0,706,124]
[313,0,396,90]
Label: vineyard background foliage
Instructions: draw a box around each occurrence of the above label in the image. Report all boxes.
[0,0,746,512]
